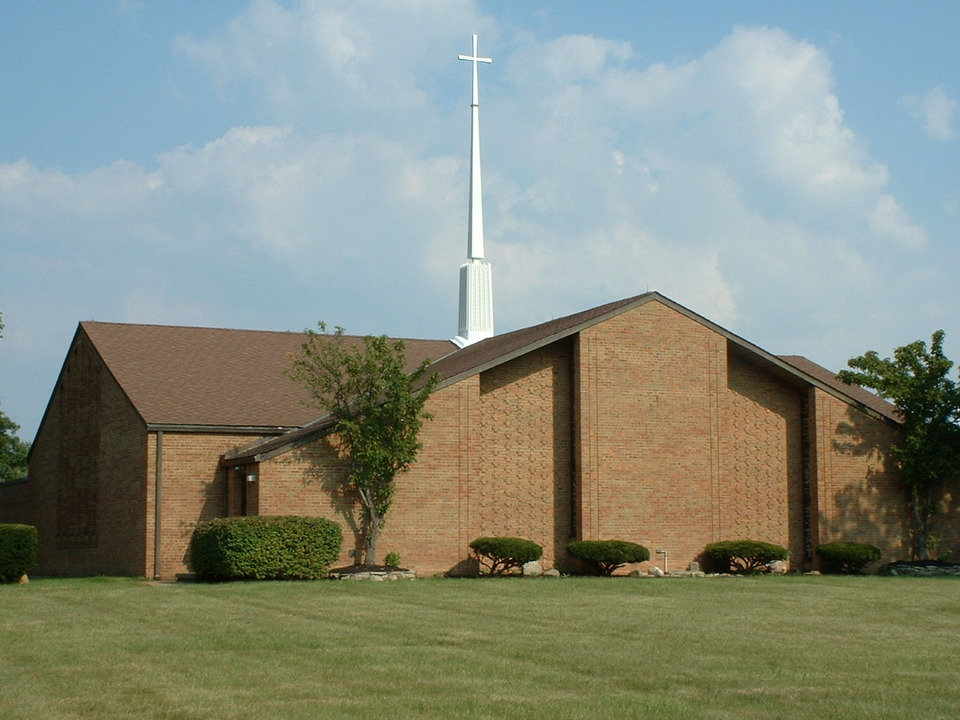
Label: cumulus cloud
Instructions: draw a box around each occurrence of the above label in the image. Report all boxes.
[476,24,927,344]
[902,84,958,140]
[174,0,488,142]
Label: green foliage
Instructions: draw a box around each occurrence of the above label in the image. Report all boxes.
[838,330,960,558]
[383,550,401,568]
[469,536,543,575]
[0,405,31,482]
[190,516,342,581]
[0,523,38,582]
[703,540,789,574]
[290,323,440,564]
[0,311,31,482]
[566,539,650,575]
[816,542,882,574]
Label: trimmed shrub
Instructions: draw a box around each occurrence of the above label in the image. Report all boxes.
[816,542,881,574]
[877,559,960,576]
[469,537,542,576]
[0,524,38,583]
[703,540,789,574]
[567,539,650,576]
[190,516,342,581]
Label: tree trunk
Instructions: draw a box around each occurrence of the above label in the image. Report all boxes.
[364,505,380,565]
[911,486,931,560]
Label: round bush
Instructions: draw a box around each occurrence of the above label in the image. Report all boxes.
[703,540,789,574]
[469,536,543,575]
[816,542,881,574]
[190,515,342,581]
[567,539,650,576]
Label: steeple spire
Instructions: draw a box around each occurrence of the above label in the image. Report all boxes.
[453,34,494,348]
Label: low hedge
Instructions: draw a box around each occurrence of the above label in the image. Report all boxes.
[0,523,38,583]
[190,516,342,581]
[567,539,650,576]
[703,539,789,574]
[469,536,542,575]
[816,542,881,574]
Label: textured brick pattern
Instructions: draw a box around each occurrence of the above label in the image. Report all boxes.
[20,329,149,576]
[0,480,30,523]
[575,304,725,570]
[811,388,911,557]
[147,432,262,579]
[56,335,101,548]
[475,341,573,568]
[256,380,481,574]
[720,353,804,562]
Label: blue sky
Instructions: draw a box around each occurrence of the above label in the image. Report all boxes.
[2,1,959,442]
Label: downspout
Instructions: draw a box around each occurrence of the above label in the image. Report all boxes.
[800,391,814,566]
[154,430,163,581]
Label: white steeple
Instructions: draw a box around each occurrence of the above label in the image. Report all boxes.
[453,34,494,348]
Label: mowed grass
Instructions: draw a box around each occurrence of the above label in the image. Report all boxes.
[2,575,959,719]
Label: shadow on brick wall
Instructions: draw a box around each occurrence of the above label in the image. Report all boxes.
[828,407,909,558]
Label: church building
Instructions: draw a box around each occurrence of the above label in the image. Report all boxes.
[1,37,947,578]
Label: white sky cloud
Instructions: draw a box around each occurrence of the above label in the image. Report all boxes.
[902,84,959,141]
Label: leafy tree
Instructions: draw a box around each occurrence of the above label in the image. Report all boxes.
[0,310,30,482]
[838,330,960,559]
[0,410,30,482]
[290,324,439,565]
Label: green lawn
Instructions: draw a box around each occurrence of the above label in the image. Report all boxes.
[2,575,959,719]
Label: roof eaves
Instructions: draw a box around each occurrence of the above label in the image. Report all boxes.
[221,414,337,465]
[148,423,299,436]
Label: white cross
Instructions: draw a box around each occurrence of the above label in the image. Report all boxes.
[458,34,491,106]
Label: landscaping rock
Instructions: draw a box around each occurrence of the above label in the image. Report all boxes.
[542,568,561,578]
[768,560,788,574]
[328,564,417,581]
[522,561,544,577]
[648,566,665,577]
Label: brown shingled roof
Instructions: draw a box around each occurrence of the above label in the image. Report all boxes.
[779,354,900,423]
[81,322,455,429]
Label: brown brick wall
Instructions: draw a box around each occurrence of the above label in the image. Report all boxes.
[474,341,573,569]
[257,377,485,576]
[576,303,726,571]
[148,431,269,579]
[719,352,805,563]
[24,330,149,576]
[0,479,31,523]
[575,303,812,572]
[254,300,913,576]
[20,299,926,579]
[255,343,576,577]
[811,388,910,561]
